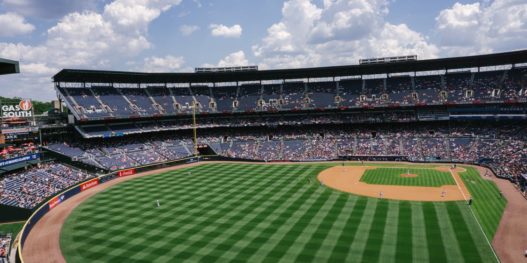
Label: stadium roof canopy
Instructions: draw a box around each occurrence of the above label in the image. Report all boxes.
[0,58,20,75]
[53,49,527,84]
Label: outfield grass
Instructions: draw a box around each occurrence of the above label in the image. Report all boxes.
[459,167,507,239]
[0,221,23,237]
[360,168,456,187]
[61,163,500,263]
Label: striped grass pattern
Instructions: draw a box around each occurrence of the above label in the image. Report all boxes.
[459,167,506,239]
[360,168,456,187]
[61,163,500,262]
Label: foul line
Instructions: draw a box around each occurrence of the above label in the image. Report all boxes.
[449,169,500,263]
[449,169,469,201]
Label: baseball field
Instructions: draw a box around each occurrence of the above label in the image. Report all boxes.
[59,163,506,262]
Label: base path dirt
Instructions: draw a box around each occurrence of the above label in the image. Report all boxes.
[317,166,470,202]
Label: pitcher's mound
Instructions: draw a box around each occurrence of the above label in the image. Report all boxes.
[400,173,418,178]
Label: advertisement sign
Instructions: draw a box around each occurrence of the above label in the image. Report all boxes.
[1,127,38,134]
[118,168,136,177]
[0,154,39,168]
[80,178,99,191]
[48,194,65,210]
[1,99,33,118]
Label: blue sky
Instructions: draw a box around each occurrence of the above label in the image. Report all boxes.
[0,0,526,100]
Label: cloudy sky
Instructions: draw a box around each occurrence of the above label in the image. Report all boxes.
[0,0,526,100]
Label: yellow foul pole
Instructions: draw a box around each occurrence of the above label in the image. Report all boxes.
[192,100,198,156]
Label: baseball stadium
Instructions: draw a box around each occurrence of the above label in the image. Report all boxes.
[0,49,524,263]
[0,3,526,262]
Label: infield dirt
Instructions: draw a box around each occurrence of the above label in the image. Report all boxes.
[317,166,470,201]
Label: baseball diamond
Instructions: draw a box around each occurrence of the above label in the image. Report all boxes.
[53,163,503,263]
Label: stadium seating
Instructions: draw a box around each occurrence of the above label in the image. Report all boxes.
[0,234,11,261]
[0,162,93,209]
[56,67,527,120]
[46,136,194,171]
[46,121,527,181]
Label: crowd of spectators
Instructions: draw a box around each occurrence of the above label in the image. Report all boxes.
[0,142,37,161]
[46,122,527,181]
[213,123,527,179]
[58,67,527,120]
[75,111,419,138]
[0,235,9,263]
[0,121,523,210]
[0,162,93,209]
[46,135,194,171]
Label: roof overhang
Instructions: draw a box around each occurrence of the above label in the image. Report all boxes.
[0,58,19,75]
[53,49,527,84]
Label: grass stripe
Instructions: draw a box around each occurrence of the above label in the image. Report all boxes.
[345,198,378,262]
[311,196,358,261]
[434,202,465,263]
[445,203,483,263]
[422,202,447,263]
[361,200,389,263]
[378,201,399,263]
[287,194,348,262]
[395,201,412,263]
[327,197,368,262]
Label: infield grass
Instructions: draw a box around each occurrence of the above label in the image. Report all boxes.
[360,167,456,187]
[61,163,502,263]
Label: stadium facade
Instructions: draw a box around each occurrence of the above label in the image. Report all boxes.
[2,50,527,262]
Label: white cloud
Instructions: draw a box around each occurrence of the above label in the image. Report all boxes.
[21,63,59,75]
[217,51,249,67]
[1,0,185,65]
[368,23,439,59]
[210,24,242,38]
[309,0,387,43]
[253,0,437,69]
[180,24,200,36]
[0,13,35,37]
[2,0,98,19]
[143,55,185,72]
[436,0,527,56]
[0,0,184,100]
[436,3,484,51]
[103,0,182,31]
[201,51,251,68]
